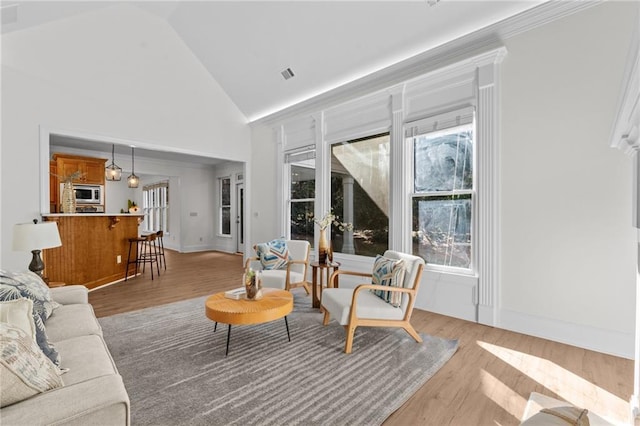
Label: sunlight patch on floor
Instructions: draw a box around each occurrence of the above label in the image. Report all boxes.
[478,340,627,425]
[480,369,528,420]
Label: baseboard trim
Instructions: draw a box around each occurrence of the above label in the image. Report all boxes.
[181,244,215,253]
[499,308,634,359]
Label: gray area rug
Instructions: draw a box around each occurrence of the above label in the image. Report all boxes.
[99,290,458,425]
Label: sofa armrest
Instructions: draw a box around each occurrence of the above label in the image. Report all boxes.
[51,285,89,305]
[0,374,130,426]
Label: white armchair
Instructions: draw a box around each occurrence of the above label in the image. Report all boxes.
[321,250,425,354]
[245,240,311,293]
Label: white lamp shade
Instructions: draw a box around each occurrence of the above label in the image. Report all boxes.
[12,222,62,251]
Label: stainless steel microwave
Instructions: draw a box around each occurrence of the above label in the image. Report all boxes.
[61,184,104,204]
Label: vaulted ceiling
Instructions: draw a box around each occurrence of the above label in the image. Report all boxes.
[1,1,547,122]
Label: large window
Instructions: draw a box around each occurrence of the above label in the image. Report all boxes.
[142,181,169,233]
[286,148,315,245]
[409,112,474,269]
[331,133,390,256]
[219,177,231,235]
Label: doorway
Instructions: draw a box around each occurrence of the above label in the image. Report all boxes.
[236,182,244,253]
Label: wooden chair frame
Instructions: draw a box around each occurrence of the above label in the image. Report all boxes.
[323,263,424,354]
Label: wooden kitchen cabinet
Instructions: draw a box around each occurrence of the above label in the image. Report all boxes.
[49,161,58,213]
[53,153,107,185]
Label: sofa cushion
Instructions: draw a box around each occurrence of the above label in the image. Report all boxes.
[0,298,36,341]
[55,335,119,386]
[256,239,290,270]
[0,322,63,408]
[321,288,404,325]
[371,255,406,307]
[46,304,103,342]
[50,286,89,305]
[0,271,61,365]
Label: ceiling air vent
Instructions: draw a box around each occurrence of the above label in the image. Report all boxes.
[281,68,295,80]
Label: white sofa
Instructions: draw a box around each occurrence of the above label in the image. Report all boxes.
[1,285,130,426]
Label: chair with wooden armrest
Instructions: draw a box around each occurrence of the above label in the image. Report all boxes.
[245,239,311,294]
[321,250,425,354]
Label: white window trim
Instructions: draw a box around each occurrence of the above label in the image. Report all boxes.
[274,47,505,326]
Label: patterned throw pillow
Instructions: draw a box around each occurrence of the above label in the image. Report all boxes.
[256,239,290,270]
[371,255,406,307]
[0,322,64,408]
[0,298,36,341]
[0,270,61,365]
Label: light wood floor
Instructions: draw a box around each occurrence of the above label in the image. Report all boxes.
[89,249,634,425]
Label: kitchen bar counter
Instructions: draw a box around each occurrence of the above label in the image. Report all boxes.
[43,213,145,217]
[43,214,144,289]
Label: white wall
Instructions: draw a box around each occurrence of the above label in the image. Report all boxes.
[499,2,637,356]
[1,4,250,269]
[249,2,638,357]
[249,125,280,246]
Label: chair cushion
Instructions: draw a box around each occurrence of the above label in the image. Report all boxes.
[321,288,404,325]
[0,322,63,408]
[371,255,406,307]
[521,407,590,426]
[0,270,61,365]
[256,239,291,270]
[260,270,304,289]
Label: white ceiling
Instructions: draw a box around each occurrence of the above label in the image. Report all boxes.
[1,0,547,122]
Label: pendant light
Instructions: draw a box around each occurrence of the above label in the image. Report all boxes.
[105,144,122,181]
[127,147,139,188]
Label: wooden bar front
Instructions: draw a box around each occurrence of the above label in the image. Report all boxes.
[43,214,142,289]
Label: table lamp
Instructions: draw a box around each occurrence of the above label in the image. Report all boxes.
[12,219,62,278]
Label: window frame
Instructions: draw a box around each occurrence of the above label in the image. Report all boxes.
[408,118,477,275]
[284,146,316,243]
[329,132,391,257]
[219,177,231,236]
[142,181,169,234]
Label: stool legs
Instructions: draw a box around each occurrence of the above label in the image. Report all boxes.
[156,231,167,271]
[126,235,160,281]
[125,238,142,281]
[140,236,160,280]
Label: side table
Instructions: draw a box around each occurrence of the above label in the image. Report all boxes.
[310,261,340,309]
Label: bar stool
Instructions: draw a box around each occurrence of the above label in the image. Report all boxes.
[155,230,167,270]
[125,237,145,281]
[139,233,160,279]
[125,234,160,281]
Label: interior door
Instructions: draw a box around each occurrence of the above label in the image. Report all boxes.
[236,183,244,253]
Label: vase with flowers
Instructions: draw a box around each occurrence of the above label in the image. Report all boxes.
[312,211,353,264]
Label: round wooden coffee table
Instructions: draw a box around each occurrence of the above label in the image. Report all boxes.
[205,288,293,355]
